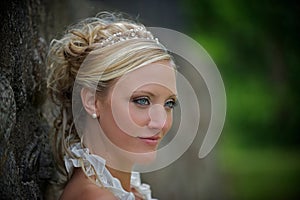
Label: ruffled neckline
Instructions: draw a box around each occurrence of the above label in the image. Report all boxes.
[64,143,157,200]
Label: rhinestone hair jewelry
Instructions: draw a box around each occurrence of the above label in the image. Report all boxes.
[99,26,160,48]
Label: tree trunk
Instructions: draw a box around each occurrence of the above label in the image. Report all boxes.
[0,0,54,199]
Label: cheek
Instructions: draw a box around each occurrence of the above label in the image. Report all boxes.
[129,103,149,127]
[129,105,174,132]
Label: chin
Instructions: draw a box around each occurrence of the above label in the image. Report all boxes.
[130,150,158,165]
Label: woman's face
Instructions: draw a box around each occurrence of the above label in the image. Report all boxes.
[97,60,177,155]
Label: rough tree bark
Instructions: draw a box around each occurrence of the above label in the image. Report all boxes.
[0,0,54,199]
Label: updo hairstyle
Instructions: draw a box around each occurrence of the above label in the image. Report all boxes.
[46,12,172,187]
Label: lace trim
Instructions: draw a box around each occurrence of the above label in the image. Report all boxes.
[64,143,157,200]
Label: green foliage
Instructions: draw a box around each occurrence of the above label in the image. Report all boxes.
[181,0,300,199]
[182,0,300,146]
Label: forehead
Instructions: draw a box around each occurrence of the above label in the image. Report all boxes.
[115,61,177,94]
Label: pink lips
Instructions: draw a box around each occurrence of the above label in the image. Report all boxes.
[138,135,161,146]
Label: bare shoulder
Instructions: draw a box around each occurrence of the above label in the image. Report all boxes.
[61,182,116,200]
[77,184,117,200]
[60,169,117,200]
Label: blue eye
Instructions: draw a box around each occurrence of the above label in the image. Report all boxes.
[133,97,150,106]
[164,99,177,109]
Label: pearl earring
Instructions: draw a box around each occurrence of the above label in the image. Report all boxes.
[92,113,97,119]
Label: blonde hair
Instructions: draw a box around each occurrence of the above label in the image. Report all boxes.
[46,12,172,189]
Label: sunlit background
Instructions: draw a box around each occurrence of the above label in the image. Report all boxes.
[46,0,300,199]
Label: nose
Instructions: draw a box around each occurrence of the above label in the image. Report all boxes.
[148,104,167,130]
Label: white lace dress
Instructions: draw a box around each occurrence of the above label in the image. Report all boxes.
[64,143,157,200]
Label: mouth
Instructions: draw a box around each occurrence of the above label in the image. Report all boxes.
[137,135,161,146]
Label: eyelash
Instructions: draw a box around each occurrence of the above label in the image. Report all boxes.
[132,97,151,106]
[165,99,177,109]
[132,97,177,109]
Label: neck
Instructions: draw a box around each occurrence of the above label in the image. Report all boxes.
[106,166,132,192]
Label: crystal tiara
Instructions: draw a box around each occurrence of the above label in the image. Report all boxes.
[99,26,160,48]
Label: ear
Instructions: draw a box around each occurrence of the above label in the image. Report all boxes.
[81,87,100,117]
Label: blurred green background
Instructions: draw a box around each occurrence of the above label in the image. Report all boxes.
[181,0,300,199]
[47,0,300,199]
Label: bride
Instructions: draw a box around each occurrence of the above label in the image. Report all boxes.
[47,12,177,200]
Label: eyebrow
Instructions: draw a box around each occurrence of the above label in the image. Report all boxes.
[132,90,178,100]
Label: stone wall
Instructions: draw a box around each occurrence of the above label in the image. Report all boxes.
[0,0,54,199]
